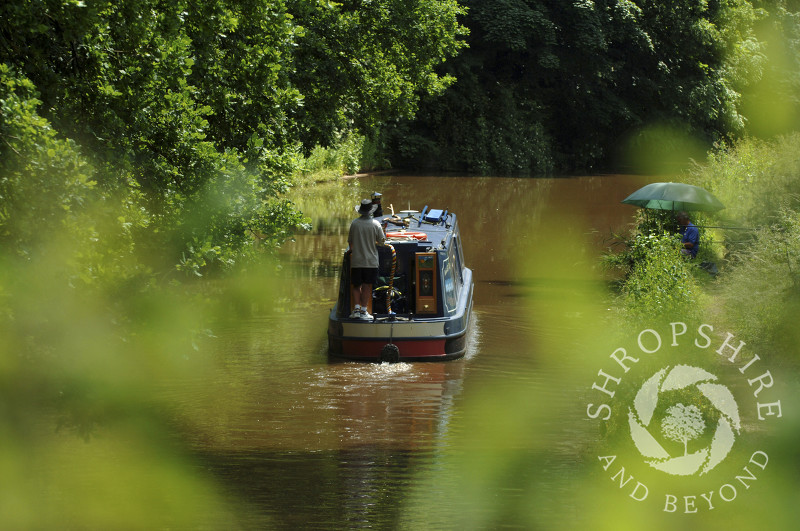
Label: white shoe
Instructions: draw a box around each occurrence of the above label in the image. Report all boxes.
[349,305,361,319]
[360,310,373,320]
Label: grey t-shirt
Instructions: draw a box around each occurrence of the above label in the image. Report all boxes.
[348,216,385,268]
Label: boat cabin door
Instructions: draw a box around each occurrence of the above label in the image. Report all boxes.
[415,252,438,314]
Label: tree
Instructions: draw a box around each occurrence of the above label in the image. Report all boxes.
[0,0,467,277]
[389,0,770,174]
[0,65,94,256]
[661,403,706,456]
[285,0,468,148]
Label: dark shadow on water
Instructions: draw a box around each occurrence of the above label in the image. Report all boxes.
[200,447,426,530]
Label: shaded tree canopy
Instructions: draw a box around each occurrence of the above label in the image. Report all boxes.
[0,0,466,278]
[388,0,800,174]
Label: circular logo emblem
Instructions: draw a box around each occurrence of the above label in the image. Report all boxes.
[628,365,741,476]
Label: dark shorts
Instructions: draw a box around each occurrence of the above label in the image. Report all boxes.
[351,267,378,286]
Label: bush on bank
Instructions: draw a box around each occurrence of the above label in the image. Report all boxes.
[603,214,703,326]
[609,133,800,352]
[293,133,368,186]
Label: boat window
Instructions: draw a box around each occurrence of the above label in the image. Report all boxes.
[453,244,462,299]
[442,250,458,313]
[452,236,463,282]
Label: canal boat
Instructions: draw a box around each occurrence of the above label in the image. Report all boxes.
[328,206,473,362]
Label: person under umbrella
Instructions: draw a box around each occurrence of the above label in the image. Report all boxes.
[677,211,699,259]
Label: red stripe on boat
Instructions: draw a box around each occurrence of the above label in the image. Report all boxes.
[341,339,447,359]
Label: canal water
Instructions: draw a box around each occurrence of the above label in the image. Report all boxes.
[173,174,662,529]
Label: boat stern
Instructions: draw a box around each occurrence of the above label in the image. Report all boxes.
[327,310,469,362]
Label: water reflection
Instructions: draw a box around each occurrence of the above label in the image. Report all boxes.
[205,447,432,529]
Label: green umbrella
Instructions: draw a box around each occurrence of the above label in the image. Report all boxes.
[621,182,725,212]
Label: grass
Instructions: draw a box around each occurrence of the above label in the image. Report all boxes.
[292,132,371,187]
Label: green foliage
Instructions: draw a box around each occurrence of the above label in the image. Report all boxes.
[298,132,366,183]
[738,3,800,136]
[0,65,97,256]
[693,133,800,228]
[689,134,800,350]
[613,230,701,323]
[389,81,555,174]
[0,0,465,279]
[359,131,392,172]
[286,0,468,147]
[609,135,800,352]
[0,1,305,280]
[716,209,800,349]
[389,0,787,174]
[185,0,302,162]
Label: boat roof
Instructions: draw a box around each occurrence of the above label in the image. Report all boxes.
[378,206,458,248]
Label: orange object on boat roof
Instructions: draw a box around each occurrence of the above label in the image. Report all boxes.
[385,230,427,240]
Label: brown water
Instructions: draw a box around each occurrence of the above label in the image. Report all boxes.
[180,174,652,528]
